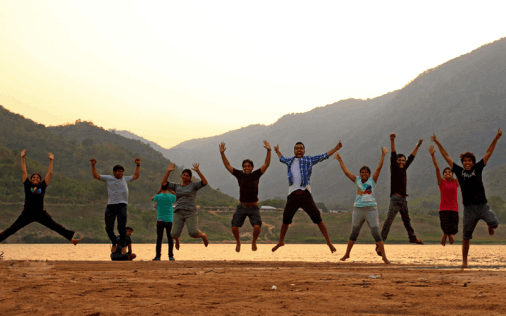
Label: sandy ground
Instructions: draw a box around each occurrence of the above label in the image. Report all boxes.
[1,260,506,316]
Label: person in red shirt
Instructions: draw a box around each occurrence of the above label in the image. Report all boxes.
[429,145,459,246]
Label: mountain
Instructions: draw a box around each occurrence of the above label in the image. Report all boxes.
[109,129,172,159]
[163,37,506,206]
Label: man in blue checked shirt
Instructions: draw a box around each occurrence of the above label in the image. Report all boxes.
[272,140,343,253]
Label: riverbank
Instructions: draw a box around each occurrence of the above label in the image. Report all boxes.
[1,260,506,315]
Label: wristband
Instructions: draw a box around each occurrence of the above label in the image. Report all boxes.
[267,149,271,152]
[136,164,141,167]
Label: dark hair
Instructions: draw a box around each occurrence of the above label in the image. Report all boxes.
[460,152,476,164]
[397,154,406,160]
[30,173,42,181]
[242,159,254,168]
[113,165,125,172]
[161,182,169,190]
[359,166,371,174]
[294,142,305,149]
[182,169,192,180]
[126,227,133,232]
[442,167,453,176]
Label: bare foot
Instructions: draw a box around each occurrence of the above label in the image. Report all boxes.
[111,244,117,253]
[175,238,180,250]
[383,257,391,264]
[235,242,241,252]
[327,243,336,253]
[340,254,349,261]
[441,235,447,246]
[488,227,495,236]
[252,242,257,251]
[121,247,127,255]
[462,261,468,268]
[202,234,209,247]
[272,242,284,252]
[71,238,82,246]
[449,235,454,244]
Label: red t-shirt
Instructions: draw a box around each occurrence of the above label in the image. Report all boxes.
[439,179,459,212]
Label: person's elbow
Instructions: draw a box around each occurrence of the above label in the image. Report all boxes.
[133,174,140,180]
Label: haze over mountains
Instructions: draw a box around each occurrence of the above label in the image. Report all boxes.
[115,37,506,206]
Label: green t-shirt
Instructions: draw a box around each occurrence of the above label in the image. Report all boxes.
[153,193,176,222]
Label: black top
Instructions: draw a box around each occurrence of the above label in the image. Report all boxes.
[24,179,47,211]
[390,151,415,197]
[232,168,263,203]
[452,159,487,206]
[114,235,132,254]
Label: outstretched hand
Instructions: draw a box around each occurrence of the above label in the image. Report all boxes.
[191,163,200,172]
[417,139,423,147]
[336,140,342,150]
[496,128,503,139]
[21,149,27,158]
[381,146,388,155]
[430,133,438,143]
[428,145,436,156]
[219,142,226,154]
[274,144,280,153]
[47,152,54,161]
[390,133,396,140]
[334,152,342,161]
[135,158,141,165]
[168,162,176,172]
[90,158,97,165]
[263,140,271,151]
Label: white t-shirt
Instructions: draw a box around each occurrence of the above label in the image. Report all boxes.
[100,175,134,205]
[288,158,311,195]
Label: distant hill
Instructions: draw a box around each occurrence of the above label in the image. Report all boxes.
[163,37,506,207]
[109,129,172,159]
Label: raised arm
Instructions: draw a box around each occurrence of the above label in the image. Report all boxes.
[44,152,54,185]
[132,158,141,180]
[274,144,283,159]
[410,139,423,157]
[390,133,396,153]
[333,152,355,183]
[90,159,101,180]
[428,145,442,185]
[192,163,207,185]
[483,128,502,165]
[219,142,234,174]
[372,147,388,183]
[260,140,272,174]
[326,140,343,156]
[161,163,176,186]
[21,149,28,182]
[430,133,454,167]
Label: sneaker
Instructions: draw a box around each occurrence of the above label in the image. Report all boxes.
[152,257,161,261]
[169,256,175,261]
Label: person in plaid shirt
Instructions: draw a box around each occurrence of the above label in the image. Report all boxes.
[272,140,342,253]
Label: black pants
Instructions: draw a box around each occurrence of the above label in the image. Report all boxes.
[156,221,174,257]
[282,190,323,225]
[439,211,459,235]
[0,209,75,243]
[105,203,127,247]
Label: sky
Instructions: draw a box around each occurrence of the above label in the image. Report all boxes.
[1,1,504,148]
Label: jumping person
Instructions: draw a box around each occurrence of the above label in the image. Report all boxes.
[272,140,342,253]
[334,147,390,264]
[380,133,423,245]
[429,145,459,246]
[111,227,136,261]
[219,141,271,252]
[152,179,177,261]
[90,158,141,254]
[431,129,502,268]
[157,163,209,250]
[0,150,82,245]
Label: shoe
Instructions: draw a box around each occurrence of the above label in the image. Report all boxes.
[152,257,161,261]
[169,256,175,261]
[410,238,424,245]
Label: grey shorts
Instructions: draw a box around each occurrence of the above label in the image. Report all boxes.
[231,203,262,228]
[171,209,199,238]
[463,203,498,240]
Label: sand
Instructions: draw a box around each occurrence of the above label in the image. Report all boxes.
[1,260,506,315]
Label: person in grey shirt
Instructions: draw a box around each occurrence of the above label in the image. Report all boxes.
[91,158,141,254]
[155,162,209,251]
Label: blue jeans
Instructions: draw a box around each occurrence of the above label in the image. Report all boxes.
[381,195,417,242]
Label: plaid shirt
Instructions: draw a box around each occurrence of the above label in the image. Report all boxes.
[279,153,329,187]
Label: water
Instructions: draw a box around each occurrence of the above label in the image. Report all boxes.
[2,244,506,269]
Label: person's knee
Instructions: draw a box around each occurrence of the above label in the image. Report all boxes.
[189,230,200,238]
[310,216,322,224]
[128,253,136,260]
[282,218,293,225]
[253,224,261,231]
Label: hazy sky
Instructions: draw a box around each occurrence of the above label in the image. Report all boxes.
[1,1,504,148]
